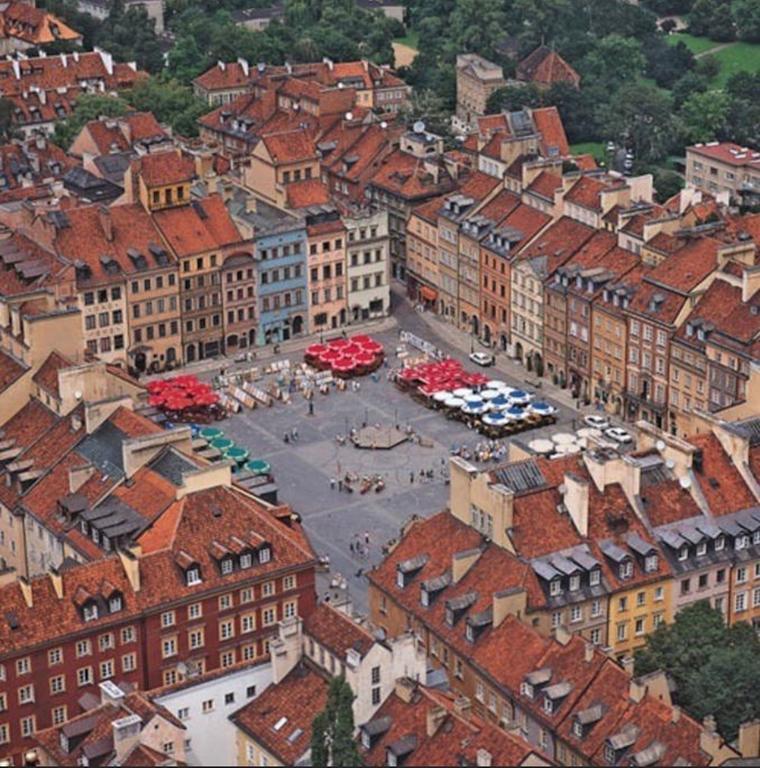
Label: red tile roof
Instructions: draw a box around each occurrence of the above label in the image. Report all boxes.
[689,432,757,515]
[231,663,328,764]
[286,178,331,209]
[261,130,318,164]
[473,188,520,223]
[132,150,195,187]
[526,170,561,201]
[476,113,510,138]
[0,349,27,393]
[484,203,551,253]
[361,681,542,767]
[0,398,57,450]
[32,350,72,398]
[564,175,607,212]
[628,282,685,325]
[369,149,456,201]
[84,112,166,155]
[532,106,569,156]
[152,195,242,258]
[304,603,374,660]
[0,2,80,45]
[194,60,254,92]
[516,216,595,276]
[572,154,598,171]
[518,46,580,88]
[688,142,760,169]
[647,237,720,293]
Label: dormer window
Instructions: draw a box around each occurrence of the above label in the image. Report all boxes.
[589,569,601,586]
[465,624,474,643]
[520,682,534,699]
[736,535,749,551]
[569,575,580,592]
[753,531,760,545]
[83,603,99,622]
[644,554,658,573]
[604,744,615,763]
[240,553,252,569]
[221,558,234,575]
[573,721,583,739]
[259,546,271,564]
[696,542,707,557]
[619,560,633,580]
[715,535,725,551]
[550,578,561,596]
[109,596,122,613]
[446,607,454,626]
[186,567,202,586]
[396,570,405,589]
[543,697,554,714]
[678,545,689,561]
[362,731,371,750]
[420,589,429,607]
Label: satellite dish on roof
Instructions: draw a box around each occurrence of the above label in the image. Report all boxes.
[655,439,666,452]
[345,111,353,121]
[679,475,692,490]
[74,390,82,401]
[380,121,388,129]
[665,459,675,470]
[337,82,345,88]
[413,120,426,134]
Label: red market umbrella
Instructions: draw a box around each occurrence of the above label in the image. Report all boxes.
[350,334,371,345]
[147,380,167,394]
[194,392,219,407]
[360,340,383,355]
[320,348,342,361]
[305,344,327,357]
[164,396,194,411]
[328,338,350,349]
[341,343,362,356]
[355,352,375,365]
[332,355,356,368]
[148,394,165,407]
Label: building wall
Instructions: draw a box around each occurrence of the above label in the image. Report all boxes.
[685,149,760,204]
[606,578,671,660]
[510,262,544,366]
[156,661,274,766]
[221,253,257,352]
[591,303,627,416]
[345,211,390,322]
[480,247,511,350]
[79,283,128,365]
[237,731,283,767]
[437,218,459,322]
[457,233,481,334]
[178,250,224,362]
[406,211,439,301]
[307,227,347,333]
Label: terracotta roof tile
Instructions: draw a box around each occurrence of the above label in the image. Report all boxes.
[526,170,561,201]
[532,106,569,156]
[0,348,27,393]
[516,216,595,276]
[647,237,720,293]
[517,46,580,87]
[152,195,242,258]
[31,350,72,398]
[0,397,57,450]
[231,663,327,764]
[0,2,80,45]
[304,603,374,659]
[132,150,195,187]
[262,130,318,164]
[483,203,550,253]
[564,176,607,212]
[369,149,456,201]
[286,178,330,209]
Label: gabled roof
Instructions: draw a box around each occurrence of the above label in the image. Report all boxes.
[515,216,595,277]
[261,130,319,164]
[132,150,195,187]
[304,603,375,660]
[532,106,569,156]
[286,178,330,209]
[32,350,72,398]
[517,46,580,87]
[0,2,81,46]
[526,170,561,201]
[646,237,721,293]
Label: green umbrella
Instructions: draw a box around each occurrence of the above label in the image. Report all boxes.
[200,426,224,441]
[211,437,234,451]
[225,446,249,464]
[245,459,271,476]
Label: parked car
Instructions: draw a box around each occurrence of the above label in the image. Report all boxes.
[583,415,610,430]
[469,351,495,367]
[604,426,634,444]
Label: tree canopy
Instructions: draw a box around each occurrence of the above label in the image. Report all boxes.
[311,677,363,768]
[52,93,130,149]
[634,601,760,741]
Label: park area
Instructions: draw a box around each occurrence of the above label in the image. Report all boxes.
[666,33,760,86]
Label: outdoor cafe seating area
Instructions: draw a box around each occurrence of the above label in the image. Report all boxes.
[303,335,384,378]
[395,358,558,438]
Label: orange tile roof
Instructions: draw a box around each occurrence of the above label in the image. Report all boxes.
[361,681,542,767]
[518,46,580,87]
[458,170,500,202]
[152,195,242,258]
[231,663,328,764]
[85,112,166,155]
[526,170,561,201]
[0,2,80,45]
[286,178,330,209]
[0,348,27,393]
[31,350,72,398]
[304,603,374,659]
[688,141,760,169]
[132,149,195,187]
[564,175,607,212]
[0,398,57,450]
[647,237,720,293]
[194,61,254,92]
[532,106,569,156]
[261,130,318,164]
[476,113,510,137]
[628,281,685,325]
[572,154,598,171]
[516,216,595,276]
[484,203,551,253]
[689,433,757,515]
[473,188,520,222]
[369,149,456,201]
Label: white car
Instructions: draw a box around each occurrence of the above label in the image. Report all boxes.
[583,415,610,430]
[469,351,495,367]
[605,427,634,444]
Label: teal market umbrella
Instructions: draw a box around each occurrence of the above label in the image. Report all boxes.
[225,446,250,464]
[245,459,271,475]
[200,426,224,441]
[211,437,234,451]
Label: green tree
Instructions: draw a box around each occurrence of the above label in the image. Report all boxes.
[125,78,210,137]
[311,677,363,768]
[679,89,731,142]
[653,169,684,202]
[0,97,16,141]
[635,602,760,741]
[732,0,760,41]
[580,34,646,90]
[53,92,130,149]
[486,83,543,114]
[601,81,675,164]
[671,70,708,108]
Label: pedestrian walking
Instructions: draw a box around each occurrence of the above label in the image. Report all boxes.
[338,478,344,491]
[409,471,414,484]
[350,541,355,553]
[308,401,315,416]
[330,478,336,490]
[364,531,370,545]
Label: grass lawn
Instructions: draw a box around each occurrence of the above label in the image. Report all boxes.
[394,30,419,50]
[665,32,717,55]
[570,141,606,162]
[710,41,760,87]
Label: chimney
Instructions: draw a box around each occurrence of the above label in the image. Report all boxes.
[271,617,303,683]
[48,568,63,599]
[621,656,635,677]
[69,464,95,493]
[18,576,33,608]
[99,680,126,706]
[629,677,647,703]
[70,412,83,433]
[118,548,141,593]
[112,714,142,764]
[395,678,416,703]
[669,706,681,724]
[584,642,595,663]
[742,265,760,303]
[554,625,571,645]
[98,205,113,242]
[493,587,526,627]
[563,473,589,537]
[426,705,447,737]
[237,58,250,77]
[453,696,471,716]
[452,548,481,583]
[738,721,760,758]
[476,749,492,767]
[700,716,722,758]
[60,52,67,68]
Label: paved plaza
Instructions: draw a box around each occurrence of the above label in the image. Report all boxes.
[220,324,580,611]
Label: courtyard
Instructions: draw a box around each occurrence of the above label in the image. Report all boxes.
[218,325,581,611]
